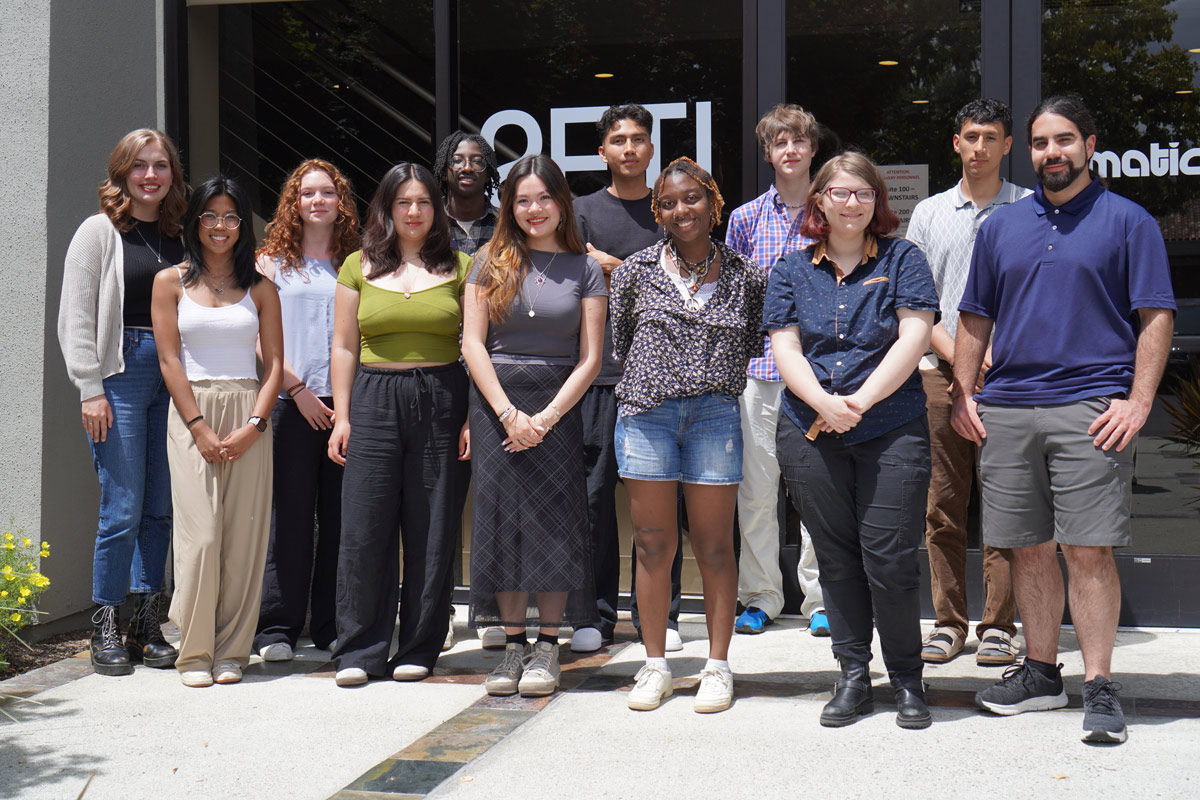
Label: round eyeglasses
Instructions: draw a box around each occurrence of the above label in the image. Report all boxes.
[199,212,242,229]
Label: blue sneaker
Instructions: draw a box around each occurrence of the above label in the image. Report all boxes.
[734,607,771,634]
[809,611,831,637]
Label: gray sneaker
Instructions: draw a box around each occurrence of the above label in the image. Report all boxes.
[518,641,561,697]
[1082,676,1127,744]
[485,643,527,696]
[975,660,1068,715]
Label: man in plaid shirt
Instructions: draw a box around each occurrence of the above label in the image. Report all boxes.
[725,104,826,636]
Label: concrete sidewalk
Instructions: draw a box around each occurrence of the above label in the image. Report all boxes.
[2,609,1199,799]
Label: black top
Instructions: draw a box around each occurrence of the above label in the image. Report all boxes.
[121,219,184,328]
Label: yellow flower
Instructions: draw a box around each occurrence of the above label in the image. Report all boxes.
[10,612,20,622]
[16,596,24,605]
[1,565,13,575]
[0,590,7,598]
[41,540,50,548]
[3,532,12,540]
[20,587,30,597]
[3,542,13,550]
[22,536,31,547]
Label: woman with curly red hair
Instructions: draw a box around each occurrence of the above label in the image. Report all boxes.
[58,128,188,677]
[253,159,360,662]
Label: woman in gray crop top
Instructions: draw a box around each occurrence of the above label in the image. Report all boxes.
[252,159,361,664]
[462,154,607,699]
[151,176,284,687]
[57,129,188,678]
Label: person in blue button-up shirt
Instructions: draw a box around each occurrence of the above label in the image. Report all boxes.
[763,151,939,730]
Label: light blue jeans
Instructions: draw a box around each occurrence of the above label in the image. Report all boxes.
[88,329,172,605]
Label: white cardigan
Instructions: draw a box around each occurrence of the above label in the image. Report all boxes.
[58,214,129,402]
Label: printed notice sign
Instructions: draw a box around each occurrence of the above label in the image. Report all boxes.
[880,165,928,237]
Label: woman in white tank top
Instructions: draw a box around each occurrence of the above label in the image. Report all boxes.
[151,175,284,688]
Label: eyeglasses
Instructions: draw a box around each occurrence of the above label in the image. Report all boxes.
[825,187,878,204]
[450,155,487,171]
[199,212,242,229]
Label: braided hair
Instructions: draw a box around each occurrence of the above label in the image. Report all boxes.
[651,156,725,230]
[433,131,501,199]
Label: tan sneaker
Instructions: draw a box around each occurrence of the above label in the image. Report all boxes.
[485,643,527,696]
[517,641,560,697]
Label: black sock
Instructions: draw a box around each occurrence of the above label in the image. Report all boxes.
[1025,658,1060,679]
[536,631,558,646]
[506,632,527,646]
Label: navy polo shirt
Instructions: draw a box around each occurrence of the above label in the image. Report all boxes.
[762,236,940,445]
[960,178,1176,406]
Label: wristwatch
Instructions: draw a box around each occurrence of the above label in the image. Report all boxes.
[247,416,267,432]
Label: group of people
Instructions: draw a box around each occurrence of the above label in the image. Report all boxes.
[58,93,1174,745]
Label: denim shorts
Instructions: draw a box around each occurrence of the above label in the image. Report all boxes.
[615,393,743,485]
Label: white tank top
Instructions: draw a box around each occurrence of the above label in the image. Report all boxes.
[176,270,260,380]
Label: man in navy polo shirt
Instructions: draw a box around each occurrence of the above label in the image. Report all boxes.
[952,96,1175,745]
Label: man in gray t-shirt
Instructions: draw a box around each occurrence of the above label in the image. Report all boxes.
[568,104,678,654]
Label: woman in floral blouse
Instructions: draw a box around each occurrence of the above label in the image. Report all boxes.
[609,157,765,714]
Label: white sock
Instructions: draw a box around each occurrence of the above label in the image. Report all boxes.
[704,658,730,673]
[646,657,670,673]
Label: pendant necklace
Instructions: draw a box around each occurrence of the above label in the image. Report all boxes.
[134,223,166,266]
[399,257,425,298]
[526,251,559,317]
[206,271,233,295]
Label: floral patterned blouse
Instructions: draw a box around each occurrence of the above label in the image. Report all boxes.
[610,239,767,417]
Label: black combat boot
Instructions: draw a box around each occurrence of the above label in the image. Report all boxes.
[820,658,874,727]
[892,677,933,729]
[126,592,178,668]
[90,604,133,676]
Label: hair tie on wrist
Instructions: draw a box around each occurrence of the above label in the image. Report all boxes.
[286,381,307,398]
[185,414,204,429]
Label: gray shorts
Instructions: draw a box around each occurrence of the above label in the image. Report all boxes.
[977,399,1134,549]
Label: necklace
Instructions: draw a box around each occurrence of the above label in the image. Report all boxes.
[525,251,560,317]
[134,223,166,266]
[204,270,233,295]
[666,239,716,292]
[399,259,425,299]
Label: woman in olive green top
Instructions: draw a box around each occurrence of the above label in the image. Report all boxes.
[328,163,472,686]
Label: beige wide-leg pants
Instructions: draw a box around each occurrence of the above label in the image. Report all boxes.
[167,379,272,673]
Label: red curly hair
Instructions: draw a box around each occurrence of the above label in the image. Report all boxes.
[98,129,187,236]
[258,159,361,273]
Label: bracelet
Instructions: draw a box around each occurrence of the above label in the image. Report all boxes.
[547,402,561,420]
[185,415,204,429]
[286,381,307,398]
[497,404,516,423]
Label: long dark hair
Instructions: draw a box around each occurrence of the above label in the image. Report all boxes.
[180,175,261,290]
[362,162,456,278]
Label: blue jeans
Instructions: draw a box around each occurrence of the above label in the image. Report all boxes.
[88,329,172,605]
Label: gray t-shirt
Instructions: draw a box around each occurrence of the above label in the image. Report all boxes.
[574,188,661,384]
[468,249,607,365]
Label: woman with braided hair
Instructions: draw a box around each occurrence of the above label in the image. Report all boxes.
[609,157,766,713]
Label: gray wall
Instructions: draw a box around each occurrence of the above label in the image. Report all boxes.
[16,0,164,623]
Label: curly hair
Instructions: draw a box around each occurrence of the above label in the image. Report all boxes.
[433,131,501,200]
[98,129,187,237]
[258,159,360,274]
[475,154,584,323]
[800,151,899,240]
[361,162,457,279]
[651,156,725,230]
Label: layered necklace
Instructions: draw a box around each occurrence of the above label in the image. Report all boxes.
[666,238,717,312]
[525,251,559,318]
[204,269,234,295]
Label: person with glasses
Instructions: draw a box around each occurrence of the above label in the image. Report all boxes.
[58,129,187,677]
[252,159,361,664]
[327,163,473,687]
[765,152,939,729]
[434,131,502,256]
[151,176,284,687]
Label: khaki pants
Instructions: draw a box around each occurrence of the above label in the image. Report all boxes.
[167,379,272,672]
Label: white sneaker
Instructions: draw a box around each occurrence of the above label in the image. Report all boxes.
[694,665,734,713]
[627,664,673,710]
[259,643,293,662]
[392,664,430,681]
[335,667,368,687]
[443,619,455,652]
[570,627,604,653]
[480,626,507,650]
[213,661,242,684]
[518,641,561,697]
[180,670,213,688]
[665,628,684,652]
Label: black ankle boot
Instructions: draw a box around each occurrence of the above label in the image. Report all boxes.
[126,592,178,668]
[820,659,874,727]
[892,679,932,729]
[91,604,133,676]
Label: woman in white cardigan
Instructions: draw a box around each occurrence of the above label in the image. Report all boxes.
[57,129,188,677]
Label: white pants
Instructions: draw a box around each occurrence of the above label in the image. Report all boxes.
[737,378,823,618]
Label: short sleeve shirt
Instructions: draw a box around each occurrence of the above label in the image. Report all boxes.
[467,250,607,365]
[762,236,940,444]
[960,178,1176,406]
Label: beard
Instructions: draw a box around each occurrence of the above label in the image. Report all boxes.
[1038,157,1086,192]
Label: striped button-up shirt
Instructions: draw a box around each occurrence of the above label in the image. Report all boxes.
[725,185,817,381]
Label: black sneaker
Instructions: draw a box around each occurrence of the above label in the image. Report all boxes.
[1081,676,1127,744]
[975,660,1067,715]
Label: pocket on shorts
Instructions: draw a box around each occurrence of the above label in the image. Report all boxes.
[713,393,739,405]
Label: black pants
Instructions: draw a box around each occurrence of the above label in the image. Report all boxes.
[334,364,470,675]
[255,396,343,651]
[777,413,929,685]
[580,384,681,638]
